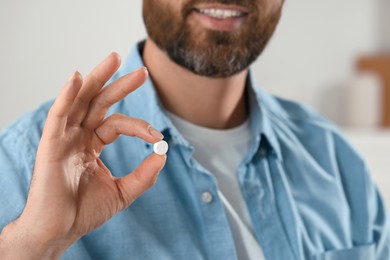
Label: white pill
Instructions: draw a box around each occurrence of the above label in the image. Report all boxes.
[153,140,168,155]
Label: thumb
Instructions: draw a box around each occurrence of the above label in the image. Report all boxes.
[115,153,166,209]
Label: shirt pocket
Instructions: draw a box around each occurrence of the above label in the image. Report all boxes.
[312,243,375,260]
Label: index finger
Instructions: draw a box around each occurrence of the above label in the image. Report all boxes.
[82,67,148,129]
[67,52,121,126]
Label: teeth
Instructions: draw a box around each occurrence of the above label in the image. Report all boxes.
[197,8,243,19]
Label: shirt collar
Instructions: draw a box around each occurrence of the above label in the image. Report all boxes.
[247,72,283,161]
[115,41,283,160]
[113,42,190,148]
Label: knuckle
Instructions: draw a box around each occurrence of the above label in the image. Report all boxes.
[91,96,110,110]
[132,167,145,185]
[116,181,135,210]
[108,113,124,123]
[112,113,124,120]
[47,106,57,117]
[74,96,89,107]
[48,106,65,119]
[133,167,155,188]
[90,72,106,86]
[138,120,150,130]
[138,119,149,126]
[118,85,129,97]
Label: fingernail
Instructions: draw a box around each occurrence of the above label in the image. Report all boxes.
[148,126,164,139]
[69,71,79,81]
[137,66,148,75]
[69,71,76,80]
[110,51,119,58]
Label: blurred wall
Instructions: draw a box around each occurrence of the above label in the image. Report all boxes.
[378,0,390,51]
[0,0,146,129]
[254,0,379,124]
[0,0,383,129]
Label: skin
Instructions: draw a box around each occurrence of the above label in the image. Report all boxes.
[143,0,283,78]
[143,0,283,128]
[0,54,166,259]
[0,0,283,258]
[144,39,250,129]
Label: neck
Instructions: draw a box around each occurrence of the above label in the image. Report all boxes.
[143,38,249,129]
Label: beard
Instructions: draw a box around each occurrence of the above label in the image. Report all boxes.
[143,0,282,78]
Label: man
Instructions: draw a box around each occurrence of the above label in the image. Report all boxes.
[0,0,389,259]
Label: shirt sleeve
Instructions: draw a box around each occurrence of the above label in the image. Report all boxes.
[0,105,48,231]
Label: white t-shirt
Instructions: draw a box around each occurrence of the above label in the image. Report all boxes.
[166,112,264,260]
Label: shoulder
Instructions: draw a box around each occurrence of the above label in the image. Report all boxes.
[270,94,338,132]
[266,94,390,259]
[267,92,375,198]
[261,91,369,182]
[0,100,53,228]
[0,100,53,184]
[266,94,357,157]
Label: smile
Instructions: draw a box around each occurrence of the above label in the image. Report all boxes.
[194,8,247,19]
[190,4,249,31]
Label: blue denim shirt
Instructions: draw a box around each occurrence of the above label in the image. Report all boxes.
[1,42,389,260]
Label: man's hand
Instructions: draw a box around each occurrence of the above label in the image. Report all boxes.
[0,53,166,259]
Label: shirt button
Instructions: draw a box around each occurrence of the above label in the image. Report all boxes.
[202,192,213,204]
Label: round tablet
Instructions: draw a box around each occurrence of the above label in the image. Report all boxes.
[153,140,168,155]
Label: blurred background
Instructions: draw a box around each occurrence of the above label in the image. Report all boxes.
[0,0,389,206]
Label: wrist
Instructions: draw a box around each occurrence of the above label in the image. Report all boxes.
[0,220,67,260]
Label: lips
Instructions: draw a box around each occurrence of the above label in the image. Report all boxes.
[190,4,249,31]
[194,8,247,19]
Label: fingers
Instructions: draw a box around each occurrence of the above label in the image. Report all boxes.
[94,114,164,145]
[67,52,121,126]
[43,72,83,138]
[116,153,166,208]
[82,67,148,129]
